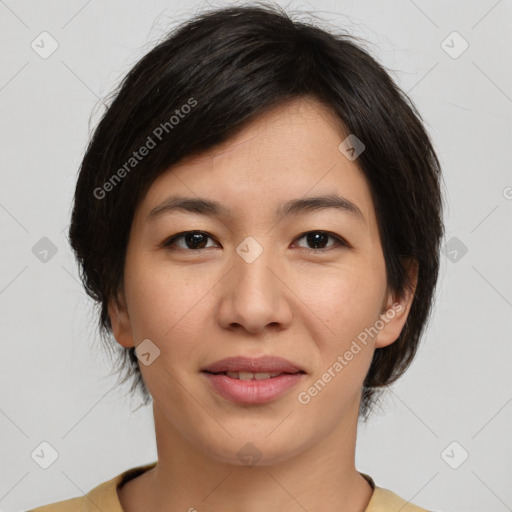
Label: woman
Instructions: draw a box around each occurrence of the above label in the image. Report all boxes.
[30,4,444,511]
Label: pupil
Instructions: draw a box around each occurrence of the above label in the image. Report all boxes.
[186,232,207,249]
[307,232,327,248]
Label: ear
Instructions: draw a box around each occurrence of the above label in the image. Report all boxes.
[374,258,418,349]
[108,287,135,349]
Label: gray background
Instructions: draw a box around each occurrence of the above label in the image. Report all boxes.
[1,1,511,511]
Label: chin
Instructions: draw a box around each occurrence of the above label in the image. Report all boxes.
[196,427,311,467]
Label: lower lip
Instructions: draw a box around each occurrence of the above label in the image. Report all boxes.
[202,372,306,404]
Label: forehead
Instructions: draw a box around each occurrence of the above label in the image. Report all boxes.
[136,97,377,229]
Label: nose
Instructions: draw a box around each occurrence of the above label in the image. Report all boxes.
[216,243,293,334]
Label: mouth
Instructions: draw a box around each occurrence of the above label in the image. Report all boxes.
[200,356,307,404]
[200,355,307,375]
[201,359,306,405]
[202,370,306,380]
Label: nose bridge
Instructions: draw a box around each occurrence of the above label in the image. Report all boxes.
[236,239,276,292]
[217,235,292,333]
[234,234,279,303]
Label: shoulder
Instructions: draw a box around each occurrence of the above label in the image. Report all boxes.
[27,462,158,512]
[27,495,83,512]
[361,473,434,512]
[370,486,433,511]
[27,477,119,512]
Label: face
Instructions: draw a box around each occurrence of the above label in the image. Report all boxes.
[109,96,415,466]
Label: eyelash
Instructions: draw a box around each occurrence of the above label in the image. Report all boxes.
[161,230,350,254]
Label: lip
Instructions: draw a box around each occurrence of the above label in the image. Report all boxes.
[200,355,305,374]
[201,355,307,404]
[202,372,306,404]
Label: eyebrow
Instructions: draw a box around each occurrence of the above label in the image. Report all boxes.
[147,193,365,223]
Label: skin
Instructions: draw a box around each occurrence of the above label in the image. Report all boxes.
[110,96,417,512]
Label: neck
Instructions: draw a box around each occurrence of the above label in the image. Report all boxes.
[119,399,373,512]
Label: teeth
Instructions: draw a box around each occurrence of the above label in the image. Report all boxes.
[225,371,282,380]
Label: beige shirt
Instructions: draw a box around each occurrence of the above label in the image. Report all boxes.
[28,462,432,511]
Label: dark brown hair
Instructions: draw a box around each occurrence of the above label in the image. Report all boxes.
[68,3,445,420]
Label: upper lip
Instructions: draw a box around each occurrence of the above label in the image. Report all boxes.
[201,356,306,374]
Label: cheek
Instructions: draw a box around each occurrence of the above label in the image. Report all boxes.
[293,270,381,413]
[125,253,210,339]
[124,261,211,400]
[124,256,222,391]
[293,261,386,347]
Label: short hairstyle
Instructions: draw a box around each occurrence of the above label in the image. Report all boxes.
[68,3,445,420]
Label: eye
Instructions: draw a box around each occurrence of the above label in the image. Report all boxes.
[162,231,219,251]
[161,230,349,253]
[293,231,349,253]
